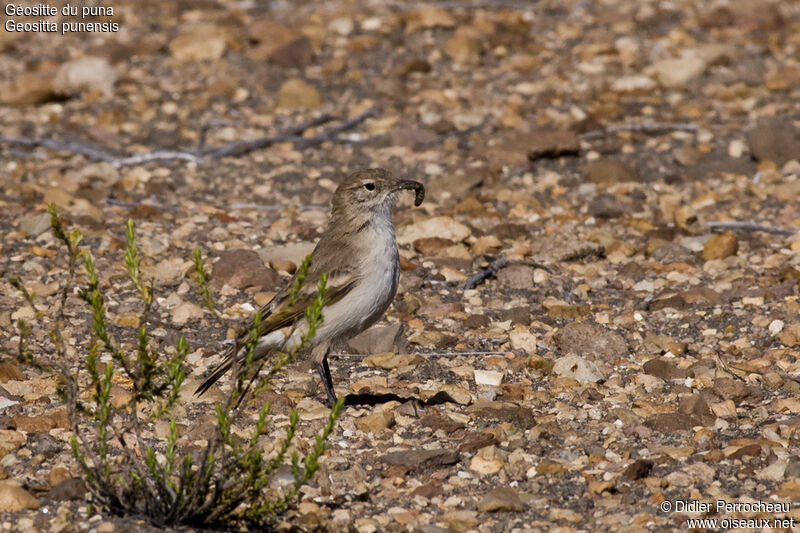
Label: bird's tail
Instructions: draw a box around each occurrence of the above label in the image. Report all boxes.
[194,352,235,397]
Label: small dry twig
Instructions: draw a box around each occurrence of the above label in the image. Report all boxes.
[463,257,510,291]
[0,110,375,167]
[199,113,337,159]
[463,256,554,290]
[579,121,698,141]
[707,221,797,236]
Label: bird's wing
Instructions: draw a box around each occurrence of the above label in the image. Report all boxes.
[195,259,359,397]
[243,262,359,343]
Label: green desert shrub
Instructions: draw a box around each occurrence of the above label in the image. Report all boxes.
[9,204,342,527]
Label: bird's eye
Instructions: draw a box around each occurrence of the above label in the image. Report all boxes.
[364,183,375,191]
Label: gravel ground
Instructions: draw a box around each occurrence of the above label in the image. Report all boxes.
[2,1,800,532]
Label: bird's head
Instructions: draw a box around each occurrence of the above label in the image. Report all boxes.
[332,169,424,219]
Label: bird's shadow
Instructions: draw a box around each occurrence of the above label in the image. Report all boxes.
[341,390,457,407]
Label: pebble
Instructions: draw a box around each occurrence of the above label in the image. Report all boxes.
[355,411,395,433]
[53,57,116,97]
[347,324,403,355]
[210,249,281,291]
[477,486,524,512]
[276,78,322,109]
[473,370,504,387]
[169,24,228,62]
[584,159,640,184]
[747,119,800,166]
[552,355,605,383]
[0,482,39,512]
[397,216,471,245]
[554,321,628,362]
[701,232,738,260]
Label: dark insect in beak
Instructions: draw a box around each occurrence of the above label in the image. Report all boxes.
[396,180,425,206]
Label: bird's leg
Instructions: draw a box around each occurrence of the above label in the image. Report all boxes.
[312,342,337,406]
[316,356,337,406]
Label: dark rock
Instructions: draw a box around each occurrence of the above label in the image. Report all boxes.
[700,0,784,31]
[728,443,762,460]
[622,459,654,480]
[478,129,578,167]
[496,307,531,326]
[650,287,723,311]
[410,481,443,499]
[678,394,716,426]
[746,119,800,166]
[644,412,701,432]
[381,448,459,471]
[0,362,24,381]
[413,237,456,255]
[588,194,627,219]
[554,321,629,363]
[464,314,491,328]
[48,478,87,501]
[468,403,536,429]
[458,431,499,453]
[29,434,60,457]
[712,378,750,403]
[421,412,465,433]
[642,358,689,380]
[526,129,580,160]
[491,223,529,240]
[397,58,432,77]
[270,36,313,68]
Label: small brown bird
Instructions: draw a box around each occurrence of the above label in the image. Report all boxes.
[196,169,425,405]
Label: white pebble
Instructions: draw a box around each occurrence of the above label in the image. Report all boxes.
[769,319,785,335]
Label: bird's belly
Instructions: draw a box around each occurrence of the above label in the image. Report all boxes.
[318,252,399,343]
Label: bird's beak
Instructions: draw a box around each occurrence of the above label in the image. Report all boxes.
[395,180,425,206]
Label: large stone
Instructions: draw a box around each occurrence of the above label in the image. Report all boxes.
[497,265,536,290]
[746,119,800,166]
[642,358,689,380]
[397,216,471,245]
[0,70,57,105]
[526,129,580,160]
[552,355,605,383]
[171,301,205,327]
[247,19,312,68]
[347,324,403,354]
[554,321,628,363]
[0,482,39,512]
[169,24,228,61]
[210,249,281,291]
[478,487,524,513]
[53,57,116,97]
[48,478,87,501]
[651,54,707,87]
[354,411,395,433]
[19,213,52,237]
